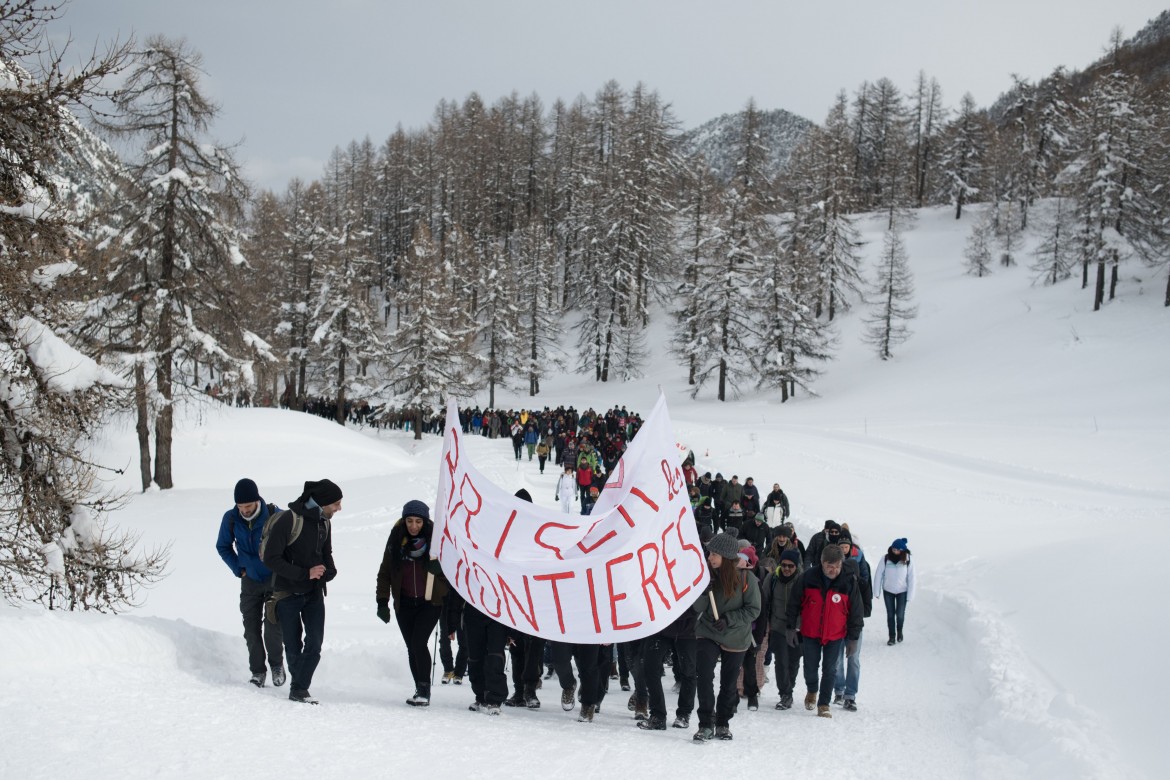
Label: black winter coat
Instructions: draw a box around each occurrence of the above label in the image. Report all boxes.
[262,497,337,595]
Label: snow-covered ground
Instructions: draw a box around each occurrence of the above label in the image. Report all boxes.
[2,204,1167,779]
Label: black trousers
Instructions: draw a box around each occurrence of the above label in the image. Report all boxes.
[507,632,546,694]
[552,642,605,707]
[695,638,746,728]
[275,588,325,694]
[395,598,442,692]
[643,634,696,721]
[773,629,803,696]
[619,639,647,702]
[439,602,467,676]
[464,607,509,705]
[240,575,282,674]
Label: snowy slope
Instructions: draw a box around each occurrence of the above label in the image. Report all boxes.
[2,203,1167,779]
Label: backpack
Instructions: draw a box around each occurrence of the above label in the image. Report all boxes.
[258,508,303,566]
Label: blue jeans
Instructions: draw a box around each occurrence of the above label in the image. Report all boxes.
[833,630,862,699]
[884,590,907,638]
[276,588,326,693]
[801,636,842,707]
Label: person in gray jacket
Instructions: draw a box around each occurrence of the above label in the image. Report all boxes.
[760,548,804,709]
[691,532,761,742]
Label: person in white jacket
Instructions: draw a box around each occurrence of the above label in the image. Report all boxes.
[555,465,576,514]
[874,538,915,645]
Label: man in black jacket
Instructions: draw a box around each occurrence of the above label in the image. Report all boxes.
[262,479,342,704]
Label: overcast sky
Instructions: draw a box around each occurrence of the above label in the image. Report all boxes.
[44,0,1169,193]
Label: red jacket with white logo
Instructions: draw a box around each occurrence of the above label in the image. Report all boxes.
[785,565,864,645]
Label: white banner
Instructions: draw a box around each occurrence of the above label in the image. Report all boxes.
[433,395,709,643]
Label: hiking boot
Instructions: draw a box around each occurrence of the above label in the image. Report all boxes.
[817,705,832,718]
[804,692,816,710]
[524,686,540,709]
[407,685,430,707]
[897,630,904,643]
[833,691,845,705]
[627,692,638,711]
[672,714,690,729]
[634,699,649,721]
[747,694,759,711]
[249,671,266,688]
[442,670,455,684]
[671,680,681,694]
[693,726,715,742]
[887,637,896,646]
[621,680,631,692]
[504,690,525,707]
[638,715,667,731]
[716,725,733,740]
[484,703,501,716]
[468,700,485,712]
[776,693,793,710]
[544,665,555,680]
[270,666,286,687]
[561,683,577,711]
[289,689,318,705]
[453,675,464,685]
[843,698,858,712]
[578,704,596,722]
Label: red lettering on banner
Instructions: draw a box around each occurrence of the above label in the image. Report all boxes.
[616,505,636,529]
[450,475,483,550]
[472,562,502,618]
[586,568,602,634]
[494,510,517,559]
[606,553,642,631]
[498,572,539,633]
[576,516,617,554]
[676,510,706,586]
[661,459,684,501]
[662,512,693,601]
[443,427,460,506]
[534,571,575,634]
[637,542,670,620]
[534,521,580,560]
[629,487,660,512]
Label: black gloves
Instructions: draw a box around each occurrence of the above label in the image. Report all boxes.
[712,618,727,632]
[786,628,799,648]
[376,602,391,624]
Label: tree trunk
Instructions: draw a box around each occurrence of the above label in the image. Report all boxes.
[414,407,423,441]
[1109,248,1118,301]
[1082,257,1089,289]
[1094,259,1105,311]
[717,357,726,402]
[1164,266,1170,307]
[135,364,151,492]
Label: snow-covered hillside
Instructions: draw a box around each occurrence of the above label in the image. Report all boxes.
[2,203,1167,779]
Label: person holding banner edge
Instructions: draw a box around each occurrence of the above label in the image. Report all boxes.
[376,499,449,707]
[692,532,761,742]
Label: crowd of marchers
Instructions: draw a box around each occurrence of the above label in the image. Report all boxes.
[215,406,915,741]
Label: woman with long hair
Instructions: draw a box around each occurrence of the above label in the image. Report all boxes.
[691,533,761,742]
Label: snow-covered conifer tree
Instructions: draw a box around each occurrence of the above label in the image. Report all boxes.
[863,224,918,360]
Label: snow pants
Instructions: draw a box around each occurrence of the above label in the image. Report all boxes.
[643,634,696,722]
[395,598,442,693]
[464,608,509,705]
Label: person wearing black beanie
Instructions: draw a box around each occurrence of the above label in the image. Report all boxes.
[262,479,342,705]
[215,478,285,689]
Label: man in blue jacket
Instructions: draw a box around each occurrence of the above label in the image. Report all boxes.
[216,478,285,688]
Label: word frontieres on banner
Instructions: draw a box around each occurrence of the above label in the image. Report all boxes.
[433,395,710,643]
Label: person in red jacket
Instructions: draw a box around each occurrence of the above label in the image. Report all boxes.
[783,543,863,718]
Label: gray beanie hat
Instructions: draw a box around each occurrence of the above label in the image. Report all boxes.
[707,532,740,560]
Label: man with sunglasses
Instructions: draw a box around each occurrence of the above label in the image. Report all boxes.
[759,548,805,710]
